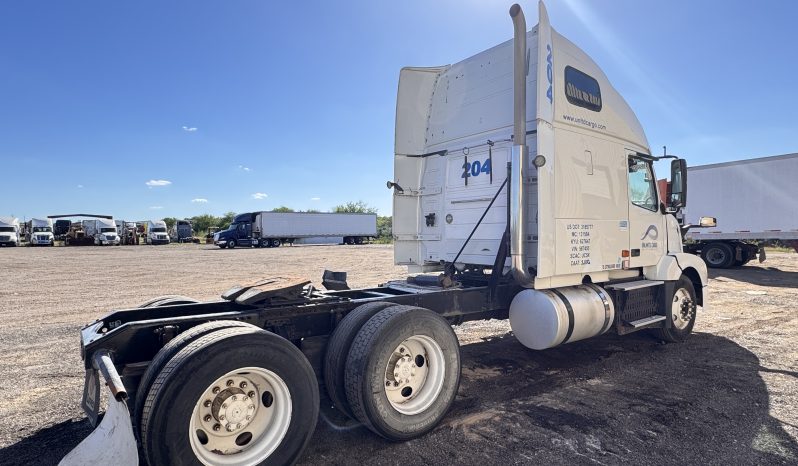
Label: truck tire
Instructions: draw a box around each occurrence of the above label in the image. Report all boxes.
[271,239,281,248]
[133,320,258,437]
[354,237,363,244]
[140,327,319,466]
[655,276,697,343]
[323,301,396,419]
[344,306,461,440]
[138,295,200,308]
[700,242,734,268]
[228,240,236,249]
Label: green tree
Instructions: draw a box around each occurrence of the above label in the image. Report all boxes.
[376,215,392,242]
[216,211,236,229]
[162,217,177,230]
[332,201,378,214]
[271,206,295,213]
[189,214,218,235]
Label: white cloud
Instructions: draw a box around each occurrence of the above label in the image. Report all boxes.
[310,197,321,201]
[251,192,268,200]
[77,184,84,189]
[191,198,208,203]
[149,206,164,210]
[146,179,172,187]
[182,126,197,132]
[238,165,252,172]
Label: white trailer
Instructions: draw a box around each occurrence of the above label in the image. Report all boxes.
[683,153,798,268]
[62,4,709,466]
[214,212,377,248]
[257,212,376,244]
[28,218,54,246]
[0,216,19,247]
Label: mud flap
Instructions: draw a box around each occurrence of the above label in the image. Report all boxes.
[59,387,139,466]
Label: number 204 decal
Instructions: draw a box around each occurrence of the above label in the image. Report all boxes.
[461,158,492,179]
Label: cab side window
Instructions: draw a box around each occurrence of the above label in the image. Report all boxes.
[628,157,658,211]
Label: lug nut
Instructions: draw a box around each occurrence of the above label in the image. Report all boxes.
[245,415,251,421]
[240,381,248,389]
[231,395,237,401]
[222,403,228,409]
[393,381,399,387]
[226,380,234,387]
[399,348,404,353]
[227,425,235,432]
[213,424,221,431]
[248,391,256,398]
[386,381,391,386]
[203,400,212,407]
[204,414,212,422]
[212,386,220,394]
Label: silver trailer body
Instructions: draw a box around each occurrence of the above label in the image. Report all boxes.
[255,212,377,239]
[685,153,798,241]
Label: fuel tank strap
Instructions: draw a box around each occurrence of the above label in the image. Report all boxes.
[550,289,575,344]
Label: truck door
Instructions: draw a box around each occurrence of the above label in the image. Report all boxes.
[626,153,666,268]
[237,223,253,246]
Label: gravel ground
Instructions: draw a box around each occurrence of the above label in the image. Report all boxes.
[0,244,796,465]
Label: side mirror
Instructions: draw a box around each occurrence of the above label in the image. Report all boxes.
[669,159,688,208]
[699,216,717,228]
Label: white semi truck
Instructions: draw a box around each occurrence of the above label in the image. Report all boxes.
[27,218,54,246]
[214,211,377,248]
[83,218,121,246]
[0,216,20,247]
[145,220,170,245]
[61,4,708,466]
[683,153,798,268]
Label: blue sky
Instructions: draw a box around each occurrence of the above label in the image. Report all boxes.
[2,0,796,221]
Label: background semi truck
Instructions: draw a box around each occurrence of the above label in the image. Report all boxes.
[83,218,120,246]
[145,220,170,245]
[27,218,54,246]
[170,219,196,243]
[62,4,708,466]
[214,211,377,248]
[682,153,798,268]
[0,216,20,247]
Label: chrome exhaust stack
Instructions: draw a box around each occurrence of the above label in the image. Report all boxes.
[509,4,535,287]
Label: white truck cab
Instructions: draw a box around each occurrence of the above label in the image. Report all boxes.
[85,218,120,246]
[393,1,707,348]
[146,220,170,245]
[28,218,54,246]
[0,216,20,247]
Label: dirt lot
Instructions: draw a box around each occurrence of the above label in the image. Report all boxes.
[0,244,796,465]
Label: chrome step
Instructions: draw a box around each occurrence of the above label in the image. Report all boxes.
[626,315,666,328]
[605,279,664,291]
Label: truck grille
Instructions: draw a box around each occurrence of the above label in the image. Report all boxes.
[0,236,9,242]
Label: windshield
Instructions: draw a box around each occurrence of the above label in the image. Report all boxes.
[101,228,116,233]
[152,227,167,232]
[33,227,52,233]
[0,227,15,232]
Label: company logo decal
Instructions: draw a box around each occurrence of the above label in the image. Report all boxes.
[641,225,659,241]
[564,66,602,112]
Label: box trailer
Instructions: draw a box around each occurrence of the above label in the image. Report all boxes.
[61,4,709,466]
[213,211,377,248]
[683,153,798,268]
[0,216,19,247]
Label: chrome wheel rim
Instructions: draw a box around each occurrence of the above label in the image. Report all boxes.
[671,288,694,330]
[383,335,446,415]
[189,367,292,466]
